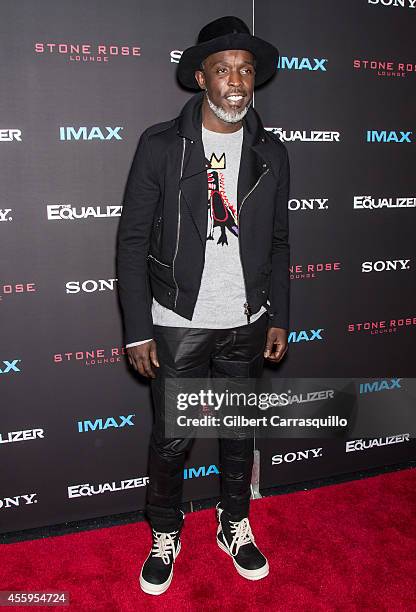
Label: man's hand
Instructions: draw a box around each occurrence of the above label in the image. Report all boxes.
[264,327,288,363]
[127,340,159,378]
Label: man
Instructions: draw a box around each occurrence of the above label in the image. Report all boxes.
[117,16,290,595]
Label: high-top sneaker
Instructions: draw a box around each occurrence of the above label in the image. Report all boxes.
[139,515,184,595]
[216,503,269,580]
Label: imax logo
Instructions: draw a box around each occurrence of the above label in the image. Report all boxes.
[183,464,219,479]
[288,329,324,343]
[366,130,412,143]
[0,360,21,374]
[59,127,123,141]
[359,378,402,394]
[278,57,328,71]
[77,414,135,432]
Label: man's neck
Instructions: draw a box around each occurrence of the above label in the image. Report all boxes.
[201,97,243,134]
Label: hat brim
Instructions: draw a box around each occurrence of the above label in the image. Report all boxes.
[177,32,279,90]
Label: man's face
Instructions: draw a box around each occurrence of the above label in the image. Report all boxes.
[195,49,255,121]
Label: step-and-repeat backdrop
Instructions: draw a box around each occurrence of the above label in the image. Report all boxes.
[1,0,415,533]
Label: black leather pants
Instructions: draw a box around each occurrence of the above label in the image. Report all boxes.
[145,313,268,532]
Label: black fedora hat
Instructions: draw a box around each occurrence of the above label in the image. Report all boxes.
[177,16,279,90]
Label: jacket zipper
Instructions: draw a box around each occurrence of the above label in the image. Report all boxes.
[172,137,186,309]
[238,167,270,324]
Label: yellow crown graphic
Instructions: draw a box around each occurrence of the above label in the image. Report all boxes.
[209,152,226,169]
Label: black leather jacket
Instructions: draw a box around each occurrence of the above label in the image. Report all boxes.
[117,91,290,344]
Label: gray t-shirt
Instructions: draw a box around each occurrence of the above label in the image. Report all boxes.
[151,123,266,328]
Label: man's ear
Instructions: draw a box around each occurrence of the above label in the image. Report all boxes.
[194,70,205,90]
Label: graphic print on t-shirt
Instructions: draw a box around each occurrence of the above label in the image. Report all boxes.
[206,152,238,246]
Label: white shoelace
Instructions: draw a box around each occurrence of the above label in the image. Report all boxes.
[227,517,255,556]
[151,530,179,565]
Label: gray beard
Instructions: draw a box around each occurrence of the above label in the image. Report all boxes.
[205,91,251,124]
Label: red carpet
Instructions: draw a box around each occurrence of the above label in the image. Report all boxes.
[1,468,415,611]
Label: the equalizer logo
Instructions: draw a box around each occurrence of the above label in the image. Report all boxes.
[346,434,410,453]
[68,477,149,498]
[0,429,45,444]
[47,204,122,220]
[0,129,22,142]
[353,195,416,209]
[265,127,340,142]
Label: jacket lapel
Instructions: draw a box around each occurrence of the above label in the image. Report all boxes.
[237,138,268,215]
[180,138,209,244]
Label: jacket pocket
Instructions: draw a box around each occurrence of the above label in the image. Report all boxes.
[147,253,171,268]
[148,255,175,305]
[150,214,163,255]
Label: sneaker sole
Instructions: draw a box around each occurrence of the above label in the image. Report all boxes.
[217,538,269,581]
[139,541,181,595]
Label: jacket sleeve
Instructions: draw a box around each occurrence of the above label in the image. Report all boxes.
[268,144,291,331]
[116,130,160,344]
